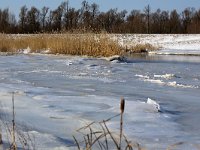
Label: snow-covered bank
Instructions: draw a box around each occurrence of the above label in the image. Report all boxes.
[1,34,200,56]
[112,34,200,54]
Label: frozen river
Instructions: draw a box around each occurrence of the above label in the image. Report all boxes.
[0,53,200,149]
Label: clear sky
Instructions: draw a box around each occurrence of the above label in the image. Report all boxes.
[0,0,199,18]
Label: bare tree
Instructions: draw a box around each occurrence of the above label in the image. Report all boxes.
[90,3,99,31]
[169,10,181,33]
[80,0,91,31]
[144,4,151,33]
[0,8,10,33]
[126,10,145,33]
[151,9,161,33]
[64,8,80,31]
[182,7,195,33]
[0,0,200,33]
[63,0,70,30]
[51,2,66,31]
[191,9,200,33]
[40,6,49,32]
[26,7,40,33]
[19,5,28,33]
[160,10,170,33]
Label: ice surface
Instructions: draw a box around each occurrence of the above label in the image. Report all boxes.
[0,54,200,149]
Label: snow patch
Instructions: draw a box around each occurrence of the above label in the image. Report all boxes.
[135,74,198,89]
[112,34,200,55]
[167,81,198,89]
[154,74,175,79]
[144,78,165,85]
[135,74,149,79]
[24,46,31,54]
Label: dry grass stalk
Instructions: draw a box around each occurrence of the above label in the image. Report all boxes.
[11,92,17,150]
[0,133,2,145]
[129,43,158,53]
[73,98,136,150]
[0,93,36,150]
[73,135,81,150]
[99,123,108,150]
[166,142,185,150]
[102,120,120,150]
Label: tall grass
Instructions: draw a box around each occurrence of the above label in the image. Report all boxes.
[128,43,158,53]
[0,93,35,150]
[0,34,123,57]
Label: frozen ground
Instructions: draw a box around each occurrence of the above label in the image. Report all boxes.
[112,34,200,55]
[0,53,200,150]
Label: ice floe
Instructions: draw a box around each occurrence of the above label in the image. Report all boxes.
[154,74,175,79]
[146,98,161,112]
[135,74,198,89]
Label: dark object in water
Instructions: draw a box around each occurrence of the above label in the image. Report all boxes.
[108,55,127,62]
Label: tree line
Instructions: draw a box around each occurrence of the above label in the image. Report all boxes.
[0,1,200,34]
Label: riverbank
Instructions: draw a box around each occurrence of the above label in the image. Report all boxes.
[1,34,200,57]
[112,34,200,50]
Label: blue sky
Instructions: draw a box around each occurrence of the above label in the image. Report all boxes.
[0,0,199,17]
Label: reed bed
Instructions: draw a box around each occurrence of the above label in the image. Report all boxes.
[0,34,123,57]
[128,43,158,53]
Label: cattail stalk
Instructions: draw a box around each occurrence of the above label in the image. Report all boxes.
[0,131,2,145]
[119,98,125,150]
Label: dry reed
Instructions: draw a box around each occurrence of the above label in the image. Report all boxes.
[0,34,123,57]
[72,98,198,150]
[11,92,17,150]
[72,98,143,150]
[0,93,36,150]
[128,43,158,53]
